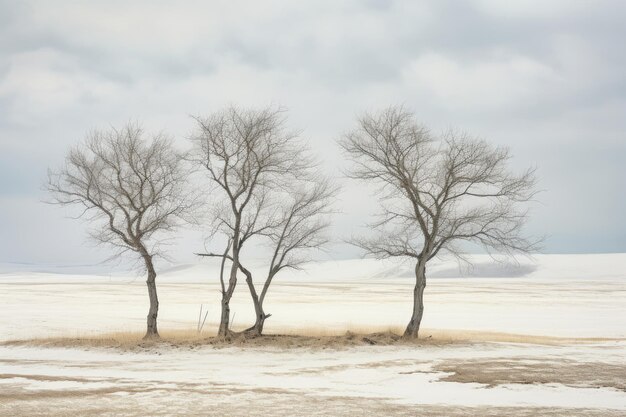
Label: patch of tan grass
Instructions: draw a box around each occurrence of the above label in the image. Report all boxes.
[3,327,620,350]
[253,326,621,345]
[273,325,405,337]
[2,328,437,350]
[417,328,621,345]
[2,328,210,349]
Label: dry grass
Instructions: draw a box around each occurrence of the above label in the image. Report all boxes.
[274,326,621,345]
[418,328,621,345]
[2,326,620,350]
[1,329,436,350]
[2,329,211,350]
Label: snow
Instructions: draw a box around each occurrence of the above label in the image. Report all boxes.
[1,342,625,411]
[0,254,624,340]
[1,254,625,414]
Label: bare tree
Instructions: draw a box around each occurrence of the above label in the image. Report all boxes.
[341,106,539,338]
[47,123,192,339]
[200,178,336,336]
[189,106,307,337]
[247,179,335,335]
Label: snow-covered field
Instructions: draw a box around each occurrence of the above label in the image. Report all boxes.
[1,254,625,416]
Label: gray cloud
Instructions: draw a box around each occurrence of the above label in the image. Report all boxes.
[1,0,625,269]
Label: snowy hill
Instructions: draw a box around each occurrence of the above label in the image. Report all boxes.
[1,253,624,284]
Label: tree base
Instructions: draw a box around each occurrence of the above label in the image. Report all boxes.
[142,332,160,340]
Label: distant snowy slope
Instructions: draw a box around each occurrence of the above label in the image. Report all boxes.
[1,253,624,283]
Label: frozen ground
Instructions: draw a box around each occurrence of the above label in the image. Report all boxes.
[1,254,625,416]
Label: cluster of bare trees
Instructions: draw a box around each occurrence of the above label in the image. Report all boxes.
[48,105,537,340]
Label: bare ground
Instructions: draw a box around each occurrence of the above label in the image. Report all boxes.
[3,331,625,416]
[434,357,626,392]
[1,388,623,417]
[2,339,625,416]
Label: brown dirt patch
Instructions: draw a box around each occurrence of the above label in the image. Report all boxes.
[434,358,626,391]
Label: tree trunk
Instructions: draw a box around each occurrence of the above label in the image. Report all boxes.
[244,300,270,336]
[249,312,267,336]
[218,271,238,337]
[242,268,269,336]
[244,302,267,336]
[218,250,239,337]
[142,254,159,339]
[218,295,231,337]
[404,261,426,338]
[218,222,241,337]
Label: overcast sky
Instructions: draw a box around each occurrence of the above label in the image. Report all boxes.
[1,0,625,270]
